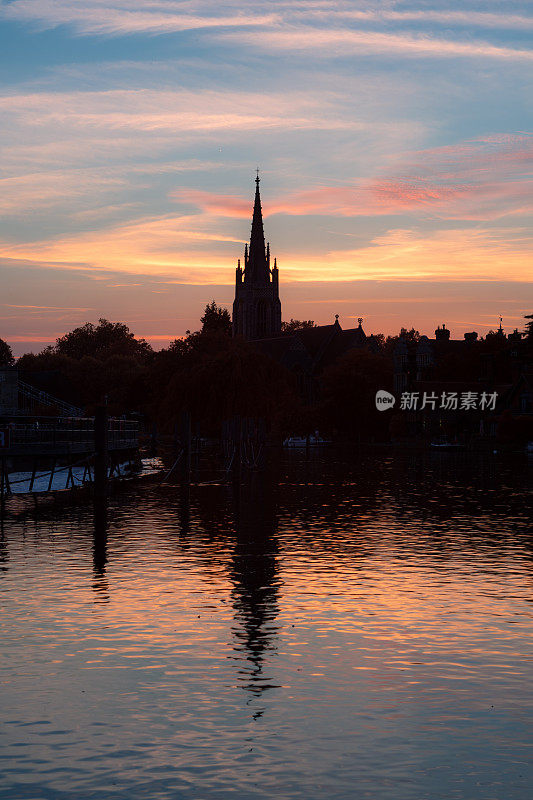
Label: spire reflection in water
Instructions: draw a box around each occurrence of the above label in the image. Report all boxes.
[228,474,281,707]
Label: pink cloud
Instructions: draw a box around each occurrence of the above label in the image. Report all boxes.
[176,180,495,220]
[173,189,250,218]
[177,134,533,222]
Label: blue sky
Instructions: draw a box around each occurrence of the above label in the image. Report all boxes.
[0,0,531,353]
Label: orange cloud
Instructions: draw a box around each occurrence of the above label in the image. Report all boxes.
[1,221,530,285]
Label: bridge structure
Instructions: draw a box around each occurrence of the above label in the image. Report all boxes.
[17,380,83,417]
[0,414,140,509]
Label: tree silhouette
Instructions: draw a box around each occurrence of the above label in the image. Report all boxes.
[155,334,296,434]
[320,349,391,439]
[0,338,14,366]
[281,319,316,333]
[200,302,231,336]
[53,318,152,361]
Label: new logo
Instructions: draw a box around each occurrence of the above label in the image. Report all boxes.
[375,390,396,411]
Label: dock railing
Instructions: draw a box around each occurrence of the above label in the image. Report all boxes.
[0,417,139,454]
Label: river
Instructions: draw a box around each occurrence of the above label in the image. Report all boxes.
[1,449,532,799]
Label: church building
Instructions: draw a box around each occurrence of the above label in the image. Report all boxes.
[232,174,281,339]
[232,177,380,399]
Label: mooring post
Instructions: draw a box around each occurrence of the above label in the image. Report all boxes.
[93,497,108,577]
[48,458,56,492]
[0,458,5,517]
[94,406,109,498]
[180,411,191,483]
[173,421,179,458]
[233,415,242,484]
[150,422,158,456]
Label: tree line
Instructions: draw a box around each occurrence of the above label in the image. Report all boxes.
[0,306,531,441]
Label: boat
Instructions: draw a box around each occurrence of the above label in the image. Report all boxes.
[430,436,464,449]
[283,434,332,448]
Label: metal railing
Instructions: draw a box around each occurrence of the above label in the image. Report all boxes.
[18,380,83,417]
[0,417,139,452]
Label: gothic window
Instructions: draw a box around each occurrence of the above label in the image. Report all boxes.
[257,300,268,338]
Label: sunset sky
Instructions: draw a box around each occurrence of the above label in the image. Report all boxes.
[1,0,532,355]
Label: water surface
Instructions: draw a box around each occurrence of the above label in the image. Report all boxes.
[1,450,532,799]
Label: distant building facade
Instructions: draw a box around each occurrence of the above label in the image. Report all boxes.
[392,321,532,443]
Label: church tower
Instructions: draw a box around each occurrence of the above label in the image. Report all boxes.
[232,175,282,340]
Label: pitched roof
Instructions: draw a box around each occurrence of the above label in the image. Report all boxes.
[252,320,370,374]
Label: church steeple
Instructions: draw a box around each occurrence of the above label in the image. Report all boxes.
[247,173,269,284]
[232,174,282,340]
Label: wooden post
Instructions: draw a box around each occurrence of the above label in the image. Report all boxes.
[173,421,179,458]
[48,459,56,492]
[233,415,242,484]
[93,497,108,577]
[180,411,191,483]
[29,459,37,492]
[94,407,109,498]
[150,422,158,456]
[0,458,5,517]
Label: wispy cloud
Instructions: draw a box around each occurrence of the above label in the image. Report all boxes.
[0,88,349,133]
[3,0,531,38]
[177,135,533,222]
[4,304,93,311]
[0,219,530,284]
[0,213,244,283]
[0,169,127,212]
[222,26,533,62]
[2,0,531,348]
[0,86,358,214]
[1,0,279,35]
[315,8,533,32]
[177,180,473,218]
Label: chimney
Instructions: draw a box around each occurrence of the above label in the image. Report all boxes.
[435,324,450,342]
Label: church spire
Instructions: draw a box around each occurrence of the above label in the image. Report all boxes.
[247,172,268,284]
[232,174,282,339]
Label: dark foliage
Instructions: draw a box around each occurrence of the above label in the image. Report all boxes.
[319,349,391,439]
[17,320,152,415]
[0,337,14,366]
[383,327,420,356]
[53,318,152,361]
[152,330,297,435]
[281,319,317,333]
[200,301,232,336]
